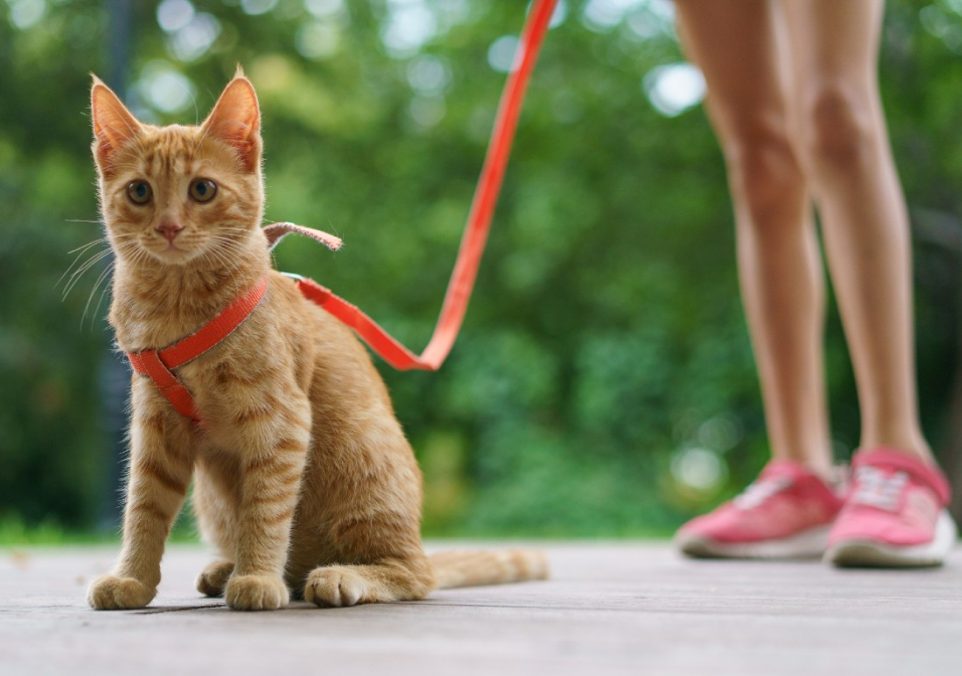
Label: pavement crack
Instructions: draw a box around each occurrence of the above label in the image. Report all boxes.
[134,604,223,614]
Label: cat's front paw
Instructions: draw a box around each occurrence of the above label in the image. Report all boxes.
[196,560,235,598]
[225,574,289,611]
[304,566,367,607]
[87,574,156,610]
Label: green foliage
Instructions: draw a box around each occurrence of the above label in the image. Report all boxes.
[0,0,959,541]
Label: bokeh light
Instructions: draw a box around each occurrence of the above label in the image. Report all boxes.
[643,62,706,117]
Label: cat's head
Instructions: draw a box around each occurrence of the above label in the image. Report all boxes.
[90,72,264,267]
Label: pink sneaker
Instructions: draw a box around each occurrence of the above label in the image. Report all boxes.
[825,448,957,567]
[675,460,844,559]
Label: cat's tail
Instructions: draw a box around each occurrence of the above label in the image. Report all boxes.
[429,549,549,589]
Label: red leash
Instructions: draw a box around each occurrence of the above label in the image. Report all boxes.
[127,1,557,423]
[281,0,558,371]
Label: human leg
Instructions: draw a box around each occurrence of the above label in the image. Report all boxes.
[781,0,953,565]
[672,0,841,558]
[676,0,833,474]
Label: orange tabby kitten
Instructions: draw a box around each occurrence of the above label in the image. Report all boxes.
[86,72,547,611]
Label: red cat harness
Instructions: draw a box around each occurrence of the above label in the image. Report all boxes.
[126,0,557,422]
[126,276,270,424]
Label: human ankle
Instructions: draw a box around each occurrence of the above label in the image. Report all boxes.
[776,456,835,483]
[859,430,932,459]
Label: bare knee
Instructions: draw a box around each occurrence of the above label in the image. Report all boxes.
[719,116,806,228]
[801,82,877,170]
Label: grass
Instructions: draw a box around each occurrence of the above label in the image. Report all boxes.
[0,518,105,547]
[0,516,199,548]
[0,516,675,548]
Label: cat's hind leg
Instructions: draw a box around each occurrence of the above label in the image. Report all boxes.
[303,554,435,607]
[197,560,235,597]
[192,455,239,597]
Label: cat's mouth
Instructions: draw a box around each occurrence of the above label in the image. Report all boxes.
[142,238,200,265]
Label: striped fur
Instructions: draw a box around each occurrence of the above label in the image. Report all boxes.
[85,73,547,611]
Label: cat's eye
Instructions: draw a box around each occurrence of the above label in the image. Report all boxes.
[126,180,152,205]
[189,178,217,203]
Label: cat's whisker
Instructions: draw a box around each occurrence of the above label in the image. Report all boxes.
[63,266,105,303]
[67,238,108,255]
[58,241,109,289]
[62,248,113,300]
[64,247,111,284]
[202,242,237,273]
[91,268,114,329]
[82,260,114,329]
[119,244,147,269]
[215,248,246,272]
[201,233,247,268]
[63,250,111,290]
[208,232,242,246]
[209,228,253,242]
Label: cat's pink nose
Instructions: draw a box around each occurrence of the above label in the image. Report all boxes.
[155,221,184,243]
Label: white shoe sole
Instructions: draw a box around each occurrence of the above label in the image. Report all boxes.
[824,510,958,568]
[676,524,832,560]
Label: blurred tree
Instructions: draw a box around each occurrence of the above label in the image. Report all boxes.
[0,0,959,537]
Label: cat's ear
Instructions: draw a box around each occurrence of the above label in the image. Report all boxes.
[202,73,261,172]
[90,76,142,174]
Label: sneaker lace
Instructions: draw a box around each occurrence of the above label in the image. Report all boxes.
[851,466,908,511]
[733,476,792,509]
